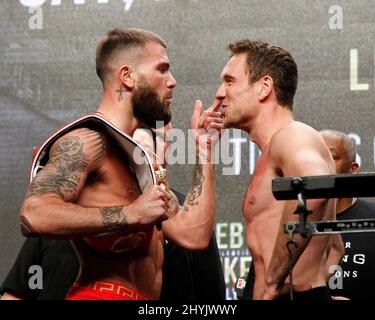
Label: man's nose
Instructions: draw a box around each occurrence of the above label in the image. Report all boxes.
[167,73,176,89]
[215,83,225,100]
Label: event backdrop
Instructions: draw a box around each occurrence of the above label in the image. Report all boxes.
[1,0,374,299]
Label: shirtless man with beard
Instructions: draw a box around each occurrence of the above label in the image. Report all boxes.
[19,28,223,300]
[213,39,336,300]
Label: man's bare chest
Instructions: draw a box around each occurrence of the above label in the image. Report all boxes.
[243,152,280,221]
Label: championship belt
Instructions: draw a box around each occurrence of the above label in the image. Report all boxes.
[30,113,159,256]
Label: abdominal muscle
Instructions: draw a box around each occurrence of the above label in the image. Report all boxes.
[245,209,280,299]
[72,228,165,299]
[71,166,165,299]
[245,206,329,299]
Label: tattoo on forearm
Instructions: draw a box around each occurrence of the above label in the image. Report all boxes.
[101,206,128,228]
[20,215,36,235]
[116,84,127,102]
[183,164,205,211]
[26,136,89,199]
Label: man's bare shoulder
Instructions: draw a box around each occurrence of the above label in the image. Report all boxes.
[269,121,333,175]
[270,121,324,152]
[26,128,107,201]
[274,121,318,138]
[47,127,107,173]
[52,127,104,147]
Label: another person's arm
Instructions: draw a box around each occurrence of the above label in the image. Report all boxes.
[20,128,168,238]
[162,100,223,249]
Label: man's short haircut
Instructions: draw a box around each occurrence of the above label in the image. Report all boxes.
[96,28,167,84]
[228,39,298,109]
[320,129,357,163]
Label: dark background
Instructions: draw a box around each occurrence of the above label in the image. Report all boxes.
[1,0,374,298]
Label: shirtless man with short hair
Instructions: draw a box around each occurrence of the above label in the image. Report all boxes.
[19,28,223,300]
[213,39,336,300]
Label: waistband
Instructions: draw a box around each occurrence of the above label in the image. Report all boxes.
[65,281,151,300]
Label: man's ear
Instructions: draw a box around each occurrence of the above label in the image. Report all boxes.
[118,65,136,90]
[350,161,359,174]
[258,76,273,102]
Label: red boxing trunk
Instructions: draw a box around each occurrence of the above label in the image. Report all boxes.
[65,281,151,300]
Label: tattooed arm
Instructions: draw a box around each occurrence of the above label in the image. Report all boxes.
[20,128,168,238]
[20,128,126,238]
[161,100,222,250]
[162,160,215,250]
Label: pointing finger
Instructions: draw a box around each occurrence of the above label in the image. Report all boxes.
[208,99,222,112]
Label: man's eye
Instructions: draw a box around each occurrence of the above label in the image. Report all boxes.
[159,67,168,73]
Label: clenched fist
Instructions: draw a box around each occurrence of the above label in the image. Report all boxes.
[126,185,172,226]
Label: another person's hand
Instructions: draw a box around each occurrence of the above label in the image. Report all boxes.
[190,99,224,162]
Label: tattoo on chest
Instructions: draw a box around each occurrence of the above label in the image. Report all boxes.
[26,136,89,199]
[101,206,128,228]
[183,164,205,211]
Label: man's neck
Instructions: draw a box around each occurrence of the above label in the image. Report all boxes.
[97,89,139,136]
[246,103,294,151]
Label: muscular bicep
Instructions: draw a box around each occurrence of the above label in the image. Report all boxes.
[26,128,105,202]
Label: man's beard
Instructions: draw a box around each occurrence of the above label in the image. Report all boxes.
[132,79,172,129]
